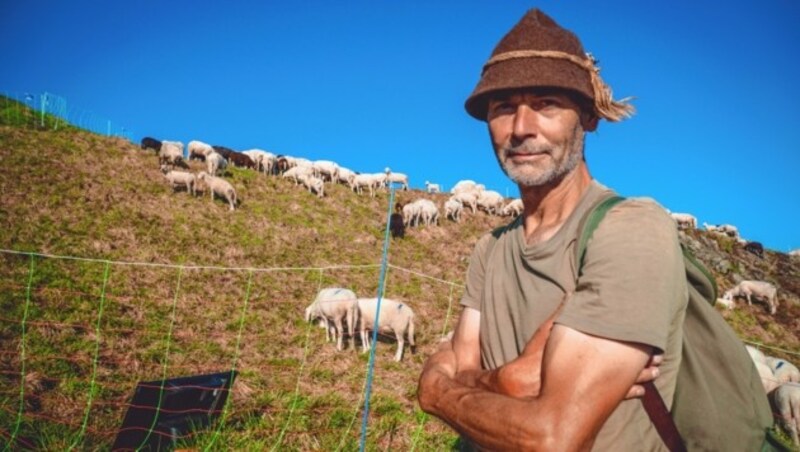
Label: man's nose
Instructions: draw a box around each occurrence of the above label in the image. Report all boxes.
[512,104,539,140]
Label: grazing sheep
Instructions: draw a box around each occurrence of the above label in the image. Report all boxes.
[305,288,358,351]
[425,181,441,193]
[451,180,479,194]
[771,383,800,447]
[402,199,438,226]
[714,297,734,310]
[312,160,340,182]
[703,222,740,239]
[766,357,800,384]
[227,151,257,169]
[188,140,214,161]
[282,165,314,185]
[444,198,463,222]
[298,173,325,198]
[337,167,356,185]
[670,212,697,230]
[206,151,228,177]
[477,190,505,215]
[140,136,162,153]
[197,171,237,211]
[159,141,187,168]
[450,192,478,214]
[789,249,800,258]
[384,168,409,191]
[723,280,778,315]
[755,361,781,394]
[351,297,416,362]
[743,241,764,258]
[160,165,196,196]
[350,173,381,197]
[501,198,524,217]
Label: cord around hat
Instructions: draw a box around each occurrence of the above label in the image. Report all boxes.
[483,49,635,122]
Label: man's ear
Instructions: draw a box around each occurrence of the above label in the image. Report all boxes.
[582,113,599,132]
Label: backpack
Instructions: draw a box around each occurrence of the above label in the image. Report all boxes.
[576,194,775,451]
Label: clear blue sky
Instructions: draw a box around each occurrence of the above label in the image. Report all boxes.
[2,1,798,252]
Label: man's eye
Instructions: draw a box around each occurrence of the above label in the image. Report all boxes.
[489,102,516,115]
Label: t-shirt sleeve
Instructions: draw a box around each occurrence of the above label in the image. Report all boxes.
[557,198,687,351]
[460,232,495,311]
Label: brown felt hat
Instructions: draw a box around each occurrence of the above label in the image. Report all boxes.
[465,9,633,122]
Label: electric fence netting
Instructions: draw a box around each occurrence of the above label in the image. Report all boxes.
[0,92,134,141]
[0,208,464,449]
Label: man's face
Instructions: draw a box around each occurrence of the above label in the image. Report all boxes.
[487,90,593,187]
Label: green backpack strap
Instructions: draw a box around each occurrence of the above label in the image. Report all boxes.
[575,193,626,276]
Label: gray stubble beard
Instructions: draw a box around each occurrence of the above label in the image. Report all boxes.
[497,125,585,187]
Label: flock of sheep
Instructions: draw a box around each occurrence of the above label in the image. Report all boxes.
[143,136,527,226]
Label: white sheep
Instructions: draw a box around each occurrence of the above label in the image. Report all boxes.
[703,222,739,239]
[444,198,463,222]
[160,165,196,196]
[450,180,479,194]
[206,151,228,177]
[755,361,781,394]
[351,297,416,362]
[766,357,800,384]
[312,160,340,182]
[159,141,186,168]
[789,249,800,258]
[723,280,778,315]
[501,198,524,217]
[337,167,356,186]
[425,181,441,193]
[772,383,800,447]
[282,165,314,185]
[402,199,437,226]
[477,190,505,215]
[714,297,735,309]
[305,288,358,351]
[350,173,381,197]
[188,140,214,161]
[450,192,478,214]
[384,168,409,191]
[197,171,237,211]
[298,173,325,198]
[670,212,697,230]
[241,149,276,174]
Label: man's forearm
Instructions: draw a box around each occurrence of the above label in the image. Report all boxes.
[419,366,556,451]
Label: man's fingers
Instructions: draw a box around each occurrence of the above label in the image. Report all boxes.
[625,384,645,399]
[635,365,660,384]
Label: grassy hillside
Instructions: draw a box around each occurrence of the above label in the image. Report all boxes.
[1,106,798,450]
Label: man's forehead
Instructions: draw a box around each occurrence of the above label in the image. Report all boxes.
[487,87,578,103]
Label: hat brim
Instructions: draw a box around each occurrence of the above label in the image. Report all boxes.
[464,56,594,121]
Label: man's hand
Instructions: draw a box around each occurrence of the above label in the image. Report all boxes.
[626,353,662,398]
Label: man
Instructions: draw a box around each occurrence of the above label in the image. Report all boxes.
[418,9,688,450]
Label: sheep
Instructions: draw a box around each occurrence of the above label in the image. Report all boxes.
[771,383,800,447]
[384,168,409,190]
[350,297,415,362]
[282,165,314,185]
[140,136,162,153]
[743,241,764,258]
[766,357,800,384]
[158,141,188,168]
[450,192,478,214]
[669,212,697,230]
[477,190,505,215]
[425,181,441,193]
[722,280,778,315]
[206,151,228,177]
[416,199,439,225]
[703,222,739,239]
[501,198,524,217]
[227,151,257,169]
[305,288,357,351]
[160,165,196,196]
[402,202,421,227]
[350,173,380,197]
[188,140,214,161]
[451,180,479,194]
[298,173,325,198]
[211,145,235,161]
[789,249,800,258]
[755,361,781,394]
[312,160,340,182]
[337,167,356,186]
[444,198,463,223]
[197,171,237,211]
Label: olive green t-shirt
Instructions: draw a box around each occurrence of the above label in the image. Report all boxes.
[461,181,688,451]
